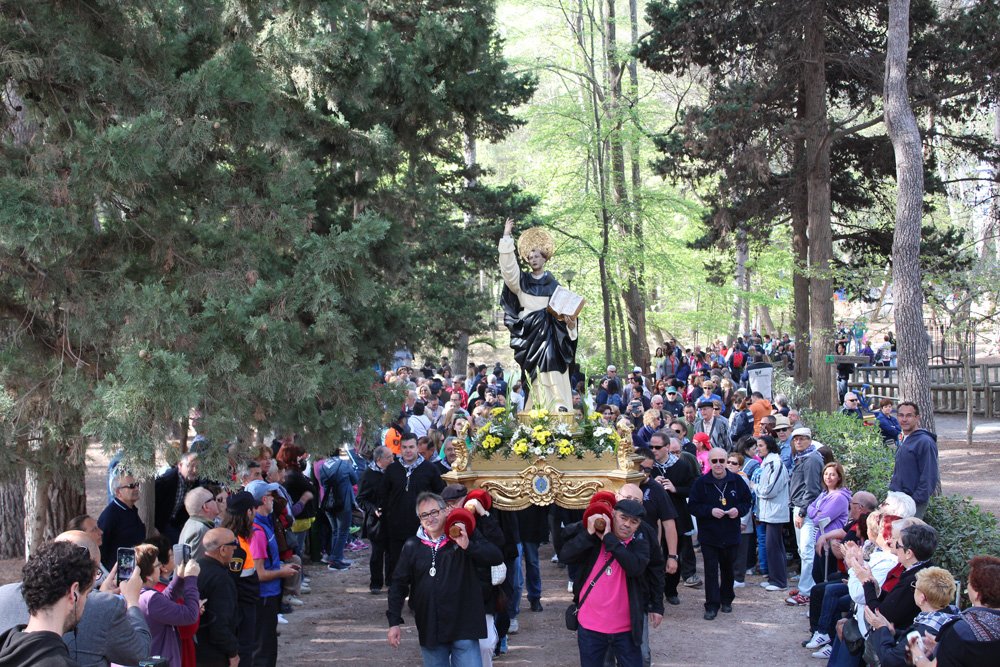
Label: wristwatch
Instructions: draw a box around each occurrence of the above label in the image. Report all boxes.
[667,554,679,560]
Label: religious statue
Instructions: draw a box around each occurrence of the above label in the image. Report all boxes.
[499,219,579,412]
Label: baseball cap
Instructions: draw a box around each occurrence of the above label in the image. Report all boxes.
[614,499,646,520]
[665,386,678,394]
[245,480,282,505]
[227,491,255,515]
[441,484,468,502]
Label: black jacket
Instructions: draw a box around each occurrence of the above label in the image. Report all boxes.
[688,470,753,547]
[515,504,550,544]
[651,458,697,533]
[559,525,651,647]
[153,467,201,541]
[97,499,147,571]
[863,561,932,630]
[935,608,1000,667]
[356,465,385,542]
[195,556,239,663]
[387,532,503,648]
[0,627,77,667]
[378,460,445,542]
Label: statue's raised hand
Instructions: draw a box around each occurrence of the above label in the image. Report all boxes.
[503,218,514,238]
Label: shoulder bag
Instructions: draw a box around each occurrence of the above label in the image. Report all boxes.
[565,552,616,631]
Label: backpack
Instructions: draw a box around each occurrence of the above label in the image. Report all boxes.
[321,460,346,514]
[732,350,745,369]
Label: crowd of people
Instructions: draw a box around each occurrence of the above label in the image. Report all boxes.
[0,332,995,667]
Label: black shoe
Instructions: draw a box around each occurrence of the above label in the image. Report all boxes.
[530,599,543,612]
[370,587,383,595]
[280,603,293,614]
[703,610,718,621]
[720,603,733,613]
[666,596,680,606]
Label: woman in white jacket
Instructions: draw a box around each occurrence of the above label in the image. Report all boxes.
[753,435,790,592]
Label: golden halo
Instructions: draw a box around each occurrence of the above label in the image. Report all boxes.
[517,227,555,263]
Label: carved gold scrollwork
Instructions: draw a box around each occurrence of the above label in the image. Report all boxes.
[452,441,469,472]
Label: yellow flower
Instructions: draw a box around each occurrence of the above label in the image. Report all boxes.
[533,428,551,445]
[557,439,574,456]
[528,408,549,420]
[490,407,506,417]
[482,435,501,450]
[588,412,600,421]
[513,440,529,456]
[478,424,489,434]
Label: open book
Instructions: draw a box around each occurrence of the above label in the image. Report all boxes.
[547,285,585,320]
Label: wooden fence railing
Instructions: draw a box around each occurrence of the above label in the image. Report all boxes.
[850,364,1000,417]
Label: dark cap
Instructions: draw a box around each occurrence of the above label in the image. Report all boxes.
[227,491,254,515]
[614,499,645,520]
[441,484,468,502]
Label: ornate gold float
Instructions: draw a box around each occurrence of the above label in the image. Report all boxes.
[443,410,645,510]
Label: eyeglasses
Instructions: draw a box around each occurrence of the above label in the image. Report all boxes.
[726,461,740,466]
[224,540,239,547]
[710,458,727,463]
[118,482,140,490]
[847,399,859,403]
[418,509,442,521]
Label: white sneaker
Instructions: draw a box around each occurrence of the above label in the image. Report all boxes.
[764,584,787,592]
[811,646,832,659]
[805,632,831,649]
[509,619,519,634]
[567,580,573,593]
[287,596,305,607]
[759,581,772,589]
[733,581,746,588]
[299,585,311,594]
[551,554,559,563]
[277,614,289,625]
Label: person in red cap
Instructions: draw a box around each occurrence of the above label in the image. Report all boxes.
[386,491,503,666]
[560,498,651,667]
[693,432,713,474]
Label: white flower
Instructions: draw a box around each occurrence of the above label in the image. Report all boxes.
[546,447,554,455]
[533,447,542,456]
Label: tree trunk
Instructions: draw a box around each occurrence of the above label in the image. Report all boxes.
[885,0,935,433]
[758,305,777,336]
[47,458,87,539]
[0,469,25,559]
[732,225,749,341]
[792,128,811,389]
[452,331,470,378]
[803,2,835,411]
[24,461,52,555]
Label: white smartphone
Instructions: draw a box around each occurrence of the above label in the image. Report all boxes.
[906,630,925,655]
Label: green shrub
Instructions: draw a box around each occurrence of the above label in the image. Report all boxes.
[803,411,893,498]
[925,494,1000,585]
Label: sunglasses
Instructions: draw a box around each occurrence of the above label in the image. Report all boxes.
[726,461,740,466]
[710,458,727,463]
[118,482,140,490]
[650,445,666,450]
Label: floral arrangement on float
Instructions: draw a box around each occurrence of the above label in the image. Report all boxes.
[472,405,624,461]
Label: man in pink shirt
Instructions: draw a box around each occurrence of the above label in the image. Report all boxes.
[560,499,651,667]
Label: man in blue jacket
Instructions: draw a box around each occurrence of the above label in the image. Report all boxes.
[889,401,939,518]
[688,448,753,621]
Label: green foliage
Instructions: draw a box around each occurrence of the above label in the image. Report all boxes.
[925,495,1000,585]
[805,411,894,499]
[0,0,535,486]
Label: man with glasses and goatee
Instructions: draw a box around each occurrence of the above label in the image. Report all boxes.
[97,472,147,571]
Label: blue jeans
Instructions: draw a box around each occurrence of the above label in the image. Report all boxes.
[827,635,863,667]
[419,638,483,667]
[522,541,542,602]
[286,529,307,558]
[818,583,850,635]
[578,626,641,667]
[755,522,768,574]
[508,543,523,619]
[326,508,351,564]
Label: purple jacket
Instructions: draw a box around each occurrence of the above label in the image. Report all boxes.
[807,488,852,534]
[138,575,199,667]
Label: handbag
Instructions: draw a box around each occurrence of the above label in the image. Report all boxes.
[491,563,507,586]
[842,617,866,656]
[564,553,616,631]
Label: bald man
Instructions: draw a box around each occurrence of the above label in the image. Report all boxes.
[196,528,240,667]
[0,531,151,667]
[688,448,753,621]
